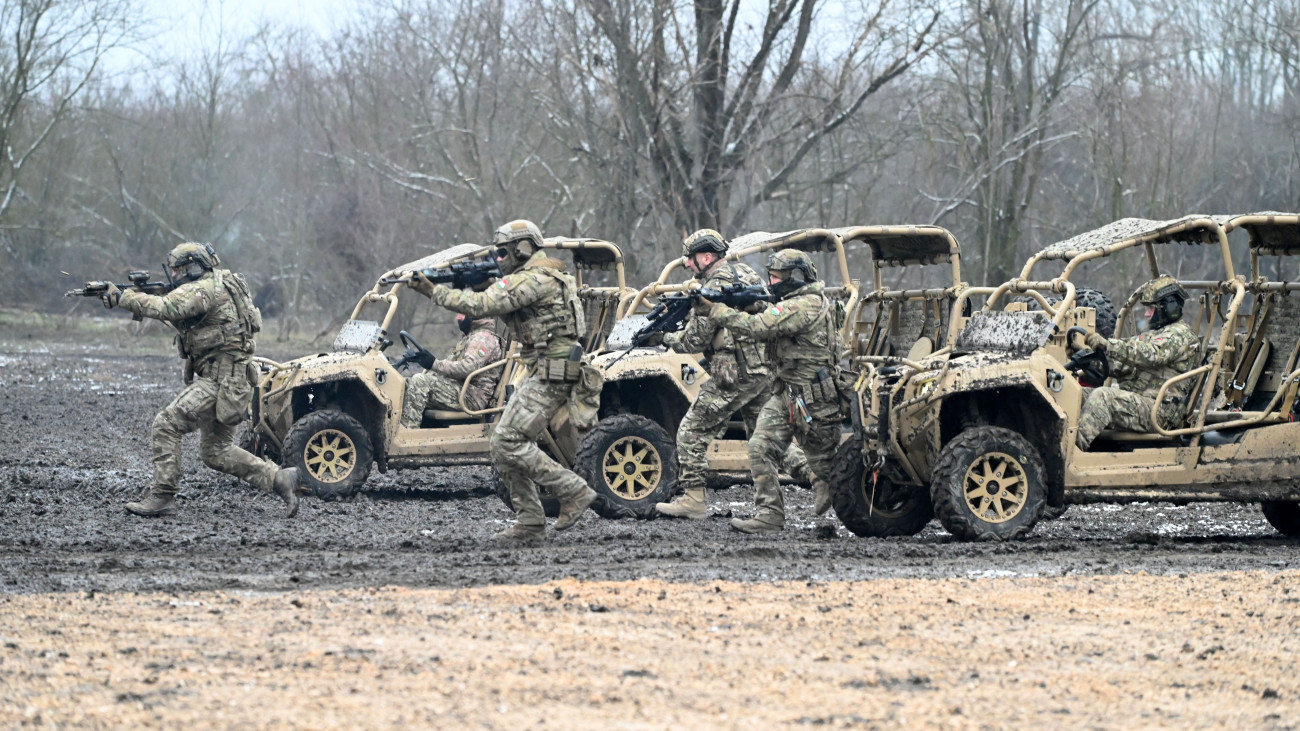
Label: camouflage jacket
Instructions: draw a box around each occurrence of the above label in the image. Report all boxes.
[433,319,504,405]
[120,270,253,366]
[422,251,582,366]
[1105,320,1199,401]
[664,259,769,380]
[711,281,838,387]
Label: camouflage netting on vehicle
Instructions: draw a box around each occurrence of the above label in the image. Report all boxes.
[1236,212,1300,256]
[1035,216,1234,262]
[834,226,957,267]
[954,311,1055,355]
[386,243,488,280]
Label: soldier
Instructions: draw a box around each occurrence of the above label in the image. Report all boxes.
[1075,276,1199,450]
[408,220,597,543]
[697,249,843,533]
[400,314,504,427]
[100,242,303,518]
[654,230,825,520]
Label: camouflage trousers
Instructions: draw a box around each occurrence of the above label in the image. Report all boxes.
[747,389,841,525]
[401,372,490,427]
[150,376,278,496]
[677,372,812,496]
[490,373,591,528]
[1076,386,1182,450]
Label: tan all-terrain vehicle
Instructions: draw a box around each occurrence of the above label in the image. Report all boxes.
[844,213,1300,541]
[244,238,682,519]
[601,228,861,486]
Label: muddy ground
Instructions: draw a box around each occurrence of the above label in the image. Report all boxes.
[2,334,1299,727]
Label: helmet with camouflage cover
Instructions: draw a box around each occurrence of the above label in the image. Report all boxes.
[1139,275,1188,329]
[492,219,543,274]
[166,242,220,283]
[766,249,818,299]
[681,229,728,258]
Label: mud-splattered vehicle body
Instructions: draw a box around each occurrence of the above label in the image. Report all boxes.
[245,239,662,518]
[599,228,861,488]
[850,213,1300,541]
[824,226,968,537]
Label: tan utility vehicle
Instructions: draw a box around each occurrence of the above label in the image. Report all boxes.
[602,228,861,486]
[846,213,1300,541]
[825,225,968,537]
[244,239,680,519]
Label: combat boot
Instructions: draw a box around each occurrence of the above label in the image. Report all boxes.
[554,488,598,531]
[125,493,177,517]
[730,513,784,534]
[493,522,546,544]
[272,467,303,518]
[655,488,708,520]
[812,478,832,517]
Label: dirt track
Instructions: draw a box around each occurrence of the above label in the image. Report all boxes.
[2,337,1299,726]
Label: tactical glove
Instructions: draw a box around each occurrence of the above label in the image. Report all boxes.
[1085,332,1109,352]
[101,283,121,309]
[693,297,716,316]
[408,270,436,298]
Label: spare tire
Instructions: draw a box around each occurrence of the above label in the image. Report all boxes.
[1013,287,1116,338]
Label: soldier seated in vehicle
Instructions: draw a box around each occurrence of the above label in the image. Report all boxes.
[1075,276,1200,450]
[400,314,504,427]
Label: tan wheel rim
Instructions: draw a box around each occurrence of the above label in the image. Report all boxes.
[961,450,1028,524]
[600,435,662,501]
[303,428,356,484]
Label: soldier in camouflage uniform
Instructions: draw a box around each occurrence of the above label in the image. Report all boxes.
[654,230,823,520]
[409,220,597,543]
[100,243,303,518]
[700,249,844,533]
[1075,276,1199,450]
[400,315,504,427]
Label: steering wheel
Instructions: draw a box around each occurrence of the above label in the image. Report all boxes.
[391,330,436,371]
[1064,326,1110,387]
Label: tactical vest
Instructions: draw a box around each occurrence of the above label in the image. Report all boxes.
[1122,321,1199,402]
[772,284,837,386]
[177,269,260,361]
[503,257,584,352]
[703,260,768,377]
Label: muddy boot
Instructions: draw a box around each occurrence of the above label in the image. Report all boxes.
[272,467,303,518]
[125,493,177,517]
[812,478,832,517]
[730,512,784,534]
[553,488,598,532]
[655,488,708,520]
[493,522,546,544]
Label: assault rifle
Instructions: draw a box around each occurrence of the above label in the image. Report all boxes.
[606,282,772,367]
[65,270,174,321]
[381,258,503,290]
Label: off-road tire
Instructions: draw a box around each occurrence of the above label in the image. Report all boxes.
[1015,287,1117,338]
[1261,501,1300,536]
[574,414,677,519]
[492,468,561,518]
[931,426,1046,541]
[829,438,931,537]
[282,409,374,500]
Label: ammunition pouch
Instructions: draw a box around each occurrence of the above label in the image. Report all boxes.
[536,358,583,382]
[806,369,840,405]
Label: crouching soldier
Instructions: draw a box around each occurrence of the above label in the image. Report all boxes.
[101,242,304,518]
[407,220,598,543]
[696,249,844,533]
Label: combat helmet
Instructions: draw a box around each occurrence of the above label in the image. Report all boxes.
[1139,274,1188,329]
[492,219,543,274]
[166,242,220,283]
[766,249,817,297]
[681,229,728,258]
